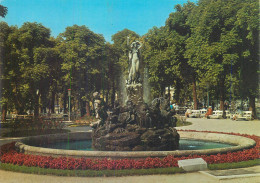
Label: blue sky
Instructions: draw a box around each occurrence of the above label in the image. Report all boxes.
[1,0,197,42]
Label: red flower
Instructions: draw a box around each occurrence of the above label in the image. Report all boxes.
[1,131,259,170]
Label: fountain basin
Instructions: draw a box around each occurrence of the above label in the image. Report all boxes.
[31,139,234,151]
[15,131,256,159]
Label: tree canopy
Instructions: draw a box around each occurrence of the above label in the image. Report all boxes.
[1,0,259,119]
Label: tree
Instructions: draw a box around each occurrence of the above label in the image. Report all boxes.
[58,25,106,116]
[143,26,175,98]
[186,0,245,114]
[165,2,197,107]
[0,22,13,120]
[235,0,259,118]
[1,22,51,117]
[143,2,197,106]
[0,5,7,18]
[33,43,63,114]
[103,43,120,107]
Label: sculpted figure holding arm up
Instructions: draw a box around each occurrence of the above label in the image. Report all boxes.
[127,36,142,84]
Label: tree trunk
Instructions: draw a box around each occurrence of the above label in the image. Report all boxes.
[175,80,180,104]
[249,95,256,119]
[192,77,198,110]
[80,100,86,117]
[86,101,90,116]
[41,90,47,113]
[63,90,67,113]
[161,85,165,97]
[50,91,55,113]
[106,90,109,104]
[219,76,226,118]
[1,103,7,122]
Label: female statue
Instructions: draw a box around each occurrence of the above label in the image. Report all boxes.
[127,36,142,84]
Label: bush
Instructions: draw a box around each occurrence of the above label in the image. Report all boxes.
[5,117,64,132]
[2,117,66,137]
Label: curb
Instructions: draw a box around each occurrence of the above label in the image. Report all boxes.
[200,168,260,180]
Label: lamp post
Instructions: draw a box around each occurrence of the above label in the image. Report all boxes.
[68,89,71,121]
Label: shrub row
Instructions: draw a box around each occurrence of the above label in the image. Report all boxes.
[0,131,259,170]
[4,117,64,131]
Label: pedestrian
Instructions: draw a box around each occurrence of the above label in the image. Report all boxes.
[205,106,213,118]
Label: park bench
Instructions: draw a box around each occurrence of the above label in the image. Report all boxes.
[189,110,201,118]
[40,113,64,120]
[5,114,17,120]
[177,107,187,115]
[235,111,252,121]
[209,110,223,119]
[199,109,207,118]
[208,110,231,119]
[16,115,33,119]
[225,111,231,119]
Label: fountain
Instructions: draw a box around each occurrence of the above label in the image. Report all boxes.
[91,37,179,151]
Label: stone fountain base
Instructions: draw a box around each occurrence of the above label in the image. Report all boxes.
[92,96,180,151]
[92,123,179,151]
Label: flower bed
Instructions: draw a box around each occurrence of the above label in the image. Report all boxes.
[0,131,259,170]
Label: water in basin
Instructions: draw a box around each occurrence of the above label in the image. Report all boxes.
[36,139,234,151]
[178,139,233,150]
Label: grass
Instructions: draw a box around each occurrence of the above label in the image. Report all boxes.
[0,159,259,177]
[70,115,97,127]
[0,163,185,177]
[208,159,260,170]
[2,129,70,137]
[176,120,192,127]
[175,115,192,127]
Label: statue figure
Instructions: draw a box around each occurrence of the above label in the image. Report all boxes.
[125,100,136,124]
[149,98,161,128]
[136,103,151,128]
[93,92,101,119]
[127,36,142,84]
[160,97,175,127]
[93,92,108,124]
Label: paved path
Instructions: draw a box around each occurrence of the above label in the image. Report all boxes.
[176,118,260,136]
[0,118,259,183]
[0,168,259,183]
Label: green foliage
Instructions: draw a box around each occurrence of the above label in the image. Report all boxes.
[1,0,259,117]
[143,2,196,101]
[234,0,259,99]
[2,117,65,137]
[1,23,113,117]
[2,22,52,114]
[185,0,259,111]
[0,4,7,18]
[56,25,107,115]
[0,163,185,177]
